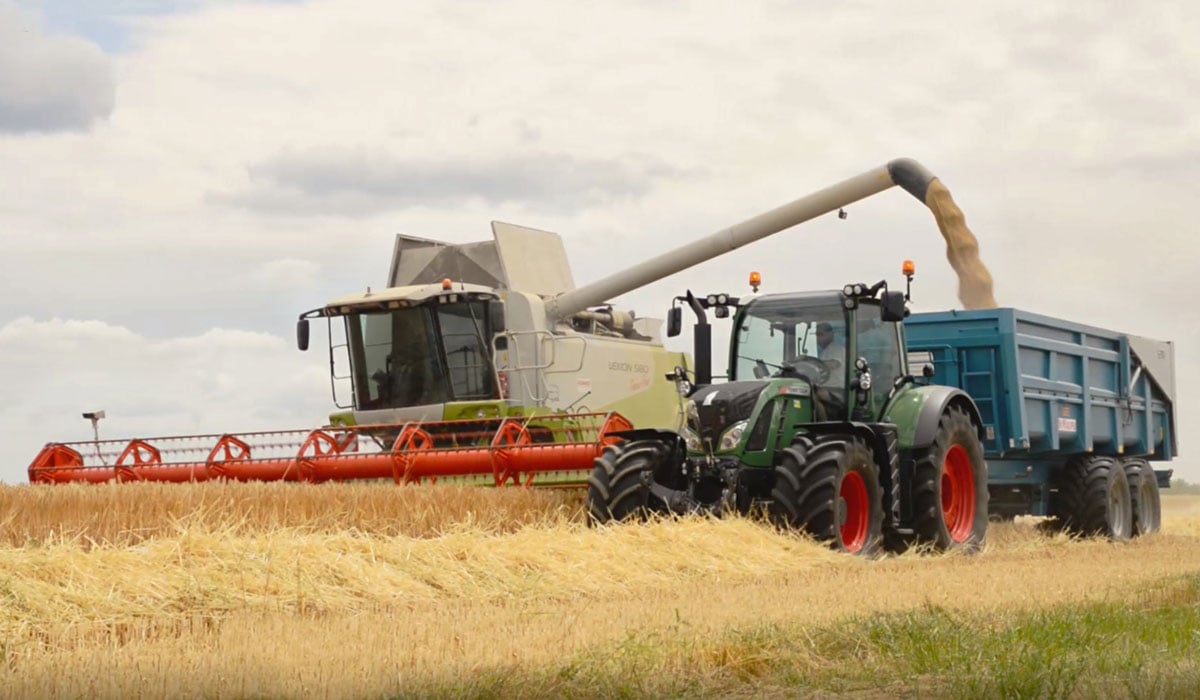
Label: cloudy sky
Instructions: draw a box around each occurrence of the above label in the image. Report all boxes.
[2,0,1197,484]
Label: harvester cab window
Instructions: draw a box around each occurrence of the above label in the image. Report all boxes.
[354,308,450,409]
[345,300,498,411]
[436,301,496,400]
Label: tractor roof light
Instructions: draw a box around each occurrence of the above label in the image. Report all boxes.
[902,260,916,277]
[749,271,761,292]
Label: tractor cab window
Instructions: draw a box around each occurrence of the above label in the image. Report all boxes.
[734,298,848,396]
[856,308,904,416]
[345,300,497,410]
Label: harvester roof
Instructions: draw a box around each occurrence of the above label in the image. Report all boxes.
[321,282,499,315]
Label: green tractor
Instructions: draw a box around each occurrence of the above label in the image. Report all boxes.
[586,272,989,555]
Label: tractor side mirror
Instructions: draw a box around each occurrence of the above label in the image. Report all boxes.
[296,318,310,351]
[880,290,907,322]
[667,306,682,337]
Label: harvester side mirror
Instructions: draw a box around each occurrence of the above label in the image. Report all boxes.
[880,290,907,323]
[296,318,310,351]
[667,306,682,337]
[489,302,506,333]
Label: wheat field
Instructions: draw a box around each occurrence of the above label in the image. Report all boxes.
[1,482,1198,698]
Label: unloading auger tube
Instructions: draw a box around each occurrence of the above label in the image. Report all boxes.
[545,158,937,320]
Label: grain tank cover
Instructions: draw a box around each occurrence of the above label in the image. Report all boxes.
[388,234,505,288]
[386,223,575,296]
[492,222,576,297]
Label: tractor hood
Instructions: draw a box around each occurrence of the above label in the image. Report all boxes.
[689,382,768,444]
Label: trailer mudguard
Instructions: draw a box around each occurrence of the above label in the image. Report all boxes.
[886,385,984,450]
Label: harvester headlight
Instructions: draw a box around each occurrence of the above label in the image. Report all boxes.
[718,420,748,452]
[682,427,702,452]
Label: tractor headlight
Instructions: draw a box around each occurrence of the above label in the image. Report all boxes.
[681,427,702,452]
[718,420,748,452]
[686,399,701,431]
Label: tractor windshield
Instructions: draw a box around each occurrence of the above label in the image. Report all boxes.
[345,300,498,410]
[733,297,848,392]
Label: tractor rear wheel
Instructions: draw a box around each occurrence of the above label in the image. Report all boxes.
[911,407,989,551]
[770,435,883,556]
[586,440,676,524]
[1123,458,1161,537]
[1051,455,1133,541]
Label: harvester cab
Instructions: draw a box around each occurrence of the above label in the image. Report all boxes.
[588,266,991,558]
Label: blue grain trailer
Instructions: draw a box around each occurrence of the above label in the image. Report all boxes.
[904,308,1176,537]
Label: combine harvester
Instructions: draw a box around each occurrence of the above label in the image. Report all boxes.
[29,159,954,489]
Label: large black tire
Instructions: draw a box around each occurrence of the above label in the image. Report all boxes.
[586,440,674,524]
[1051,455,1133,541]
[770,435,883,556]
[911,406,989,552]
[1123,458,1162,536]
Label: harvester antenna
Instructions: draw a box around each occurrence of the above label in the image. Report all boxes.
[838,208,848,220]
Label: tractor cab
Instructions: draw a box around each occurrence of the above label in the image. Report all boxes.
[668,280,910,427]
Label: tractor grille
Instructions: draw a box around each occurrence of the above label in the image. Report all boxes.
[690,382,768,445]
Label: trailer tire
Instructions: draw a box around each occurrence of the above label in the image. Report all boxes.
[586,440,675,525]
[770,435,883,556]
[1123,458,1161,536]
[911,407,989,552]
[1051,455,1133,541]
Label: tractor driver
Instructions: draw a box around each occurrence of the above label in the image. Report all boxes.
[815,322,845,370]
[810,321,846,419]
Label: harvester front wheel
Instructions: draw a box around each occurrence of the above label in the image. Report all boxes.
[911,407,989,552]
[1123,458,1162,536]
[586,440,676,525]
[770,435,883,556]
[1050,455,1133,541]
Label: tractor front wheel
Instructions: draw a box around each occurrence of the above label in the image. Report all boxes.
[770,435,883,556]
[911,407,989,551]
[586,440,676,525]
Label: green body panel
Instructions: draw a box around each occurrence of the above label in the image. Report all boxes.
[720,379,816,469]
[879,384,934,450]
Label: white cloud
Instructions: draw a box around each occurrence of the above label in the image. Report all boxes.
[0,3,115,133]
[253,257,321,288]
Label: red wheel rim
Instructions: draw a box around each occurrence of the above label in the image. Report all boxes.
[840,470,869,553]
[942,444,977,543]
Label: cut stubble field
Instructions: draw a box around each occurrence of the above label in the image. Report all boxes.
[1,483,1199,698]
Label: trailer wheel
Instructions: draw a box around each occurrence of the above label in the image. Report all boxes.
[1122,458,1161,536]
[912,407,989,551]
[1051,455,1133,541]
[586,440,675,525]
[770,435,883,556]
